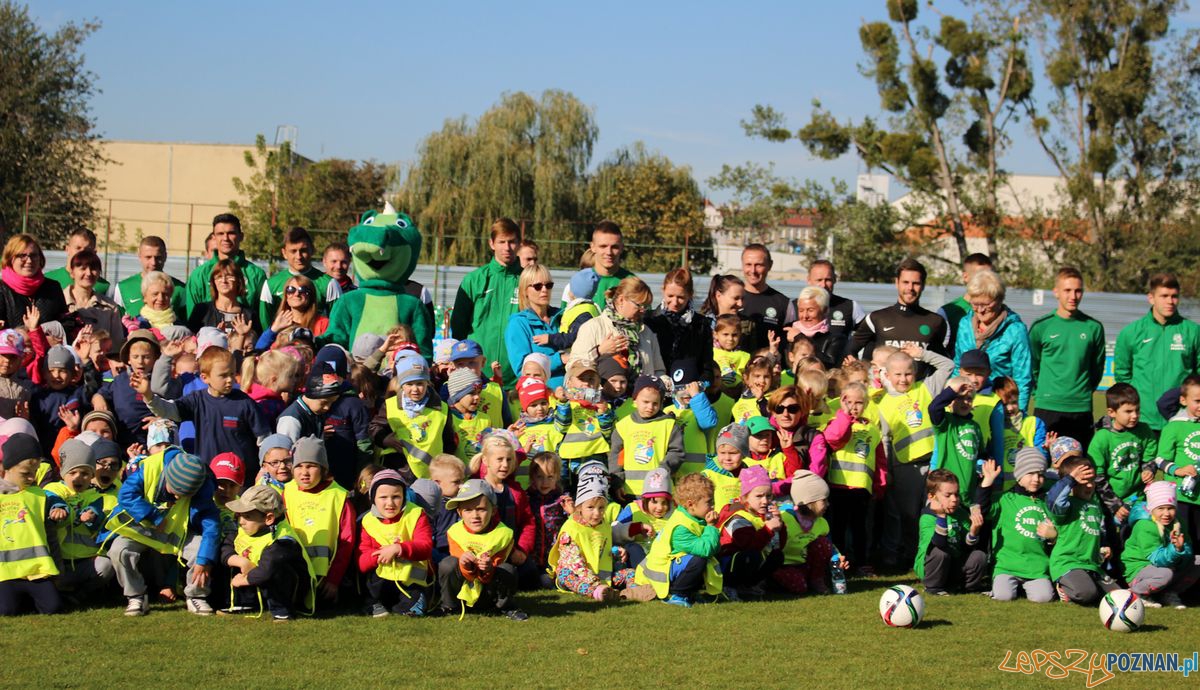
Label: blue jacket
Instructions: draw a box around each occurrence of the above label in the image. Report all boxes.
[954,308,1033,410]
[505,307,566,389]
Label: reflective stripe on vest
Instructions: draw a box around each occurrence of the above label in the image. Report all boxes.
[558,402,609,459]
[360,504,430,586]
[615,415,676,497]
[634,508,722,598]
[0,488,58,580]
[668,406,708,479]
[104,450,192,556]
[283,481,348,578]
[828,422,881,491]
[879,389,936,462]
[384,397,447,479]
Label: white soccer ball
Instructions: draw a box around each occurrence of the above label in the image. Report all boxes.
[879,585,925,628]
[1099,590,1145,633]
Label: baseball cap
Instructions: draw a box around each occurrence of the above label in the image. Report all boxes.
[745,416,774,436]
[445,478,497,509]
[567,359,598,380]
[0,329,23,357]
[210,452,246,486]
[226,484,285,516]
[959,349,991,372]
[451,339,483,361]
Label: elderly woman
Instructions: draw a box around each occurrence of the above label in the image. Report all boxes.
[953,269,1032,409]
[783,286,847,369]
[644,267,713,375]
[137,271,183,332]
[505,263,566,388]
[0,234,67,327]
[570,276,665,379]
[63,249,125,348]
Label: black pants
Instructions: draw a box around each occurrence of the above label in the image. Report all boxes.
[437,557,517,613]
[1178,503,1200,549]
[922,545,987,593]
[667,555,708,598]
[0,578,61,616]
[721,548,783,588]
[624,542,648,569]
[827,487,871,566]
[232,564,303,617]
[364,571,427,614]
[1034,409,1095,450]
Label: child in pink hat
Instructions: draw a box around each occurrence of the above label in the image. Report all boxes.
[714,465,784,600]
[1121,481,1200,609]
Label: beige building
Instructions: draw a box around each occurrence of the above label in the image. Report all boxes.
[93,140,277,261]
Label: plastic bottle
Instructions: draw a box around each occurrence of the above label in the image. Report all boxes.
[1183,475,1198,501]
[830,550,848,595]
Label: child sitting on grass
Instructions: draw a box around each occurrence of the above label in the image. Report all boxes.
[221,485,313,622]
[614,467,673,569]
[716,465,784,600]
[983,448,1057,603]
[0,435,61,616]
[43,439,112,599]
[773,471,844,595]
[437,479,527,620]
[634,473,724,608]
[915,469,987,595]
[1046,451,1115,605]
[1122,481,1200,609]
[704,423,750,509]
[358,470,433,618]
[548,464,638,603]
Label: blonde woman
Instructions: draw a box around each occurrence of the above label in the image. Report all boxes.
[505,263,565,388]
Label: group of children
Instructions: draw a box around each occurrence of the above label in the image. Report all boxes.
[1,270,1198,621]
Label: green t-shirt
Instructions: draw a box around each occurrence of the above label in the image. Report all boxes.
[933,413,982,503]
[1028,310,1106,413]
[1088,422,1157,501]
[988,490,1052,580]
[1049,494,1104,580]
[592,267,635,310]
[1121,518,1190,580]
[915,505,971,580]
[1157,416,1200,505]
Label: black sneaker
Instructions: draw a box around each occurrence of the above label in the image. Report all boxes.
[501,608,529,621]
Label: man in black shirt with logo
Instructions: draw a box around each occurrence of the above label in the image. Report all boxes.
[848,258,949,367]
[740,244,792,352]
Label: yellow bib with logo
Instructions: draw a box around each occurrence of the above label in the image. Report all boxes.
[282,481,348,578]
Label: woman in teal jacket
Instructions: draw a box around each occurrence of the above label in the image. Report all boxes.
[505,264,566,389]
[953,270,1033,409]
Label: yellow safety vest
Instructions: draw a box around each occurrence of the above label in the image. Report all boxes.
[730,396,762,427]
[620,502,670,545]
[667,405,709,479]
[547,516,613,584]
[780,510,829,566]
[516,421,565,489]
[634,508,723,598]
[0,487,58,581]
[878,388,936,463]
[34,462,53,487]
[43,482,103,560]
[720,508,773,559]
[561,301,599,333]
[479,381,506,428]
[94,481,121,515]
[384,396,447,479]
[828,419,881,491]
[1001,415,1039,491]
[232,519,317,612]
[713,349,750,388]
[972,392,1001,450]
[104,450,192,556]
[744,452,787,481]
[615,415,677,497]
[447,520,514,606]
[282,481,347,578]
[703,468,743,509]
[613,398,635,422]
[360,504,430,586]
[451,412,494,463]
[558,402,609,460]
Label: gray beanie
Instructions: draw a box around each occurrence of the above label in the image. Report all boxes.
[715,423,751,458]
[258,434,294,463]
[292,436,328,470]
[409,478,443,514]
[1013,447,1048,481]
[59,439,95,475]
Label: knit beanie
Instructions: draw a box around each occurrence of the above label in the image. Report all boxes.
[351,333,385,363]
[395,354,430,386]
[90,438,122,464]
[58,439,95,475]
[1013,447,1048,481]
[2,434,43,470]
[517,376,549,409]
[789,470,830,506]
[162,452,207,496]
[632,375,664,400]
[520,352,552,380]
[292,437,328,470]
[80,410,118,438]
[433,338,458,365]
[258,434,294,464]
[715,423,750,458]
[409,478,443,514]
[641,467,673,499]
[446,368,482,405]
[1146,481,1177,513]
[569,269,599,301]
[575,463,609,505]
[739,465,771,496]
[596,356,627,382]
[314,345,349,379]
[369,469,408,503]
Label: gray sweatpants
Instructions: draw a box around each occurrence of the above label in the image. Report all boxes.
[1056,568,1117,605]
[108,535,210,599]
[882,458,929,564]
[923,545,988,593]
[1129,563,1200,597]
[992,574,1055,603]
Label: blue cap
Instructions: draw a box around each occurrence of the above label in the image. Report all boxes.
[451,339,483,361]
[569,269,599,301]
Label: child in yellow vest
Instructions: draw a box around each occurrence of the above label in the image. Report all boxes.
[448,339,508,428]
[958,349,1006,468]
[511,376,562,489]
[221,485,314,621]
[772,471,847,595]
[44,438,112,598]
[716,466,785,599]
[89,435,124,514]
[282,438,353,604]
[376,356,451,478]
[664,358,719,479]
[597,356,634,421]
[436,479,527,620]
[548,464,637,602]
[445,369,492,464]
[613,467,673,569]
[633,472,723,607]
[712,314,751,393]
[813,382,887,576]
[744,416,788,487]
[609,376,685,501]
[704,423,752,509]
[0,435,61,615]
[731,356,773,425]
[554,360,614,491]
[357,470,433,618]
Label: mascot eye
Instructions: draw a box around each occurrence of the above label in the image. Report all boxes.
[363,217,375,225]
[394,217,409,228]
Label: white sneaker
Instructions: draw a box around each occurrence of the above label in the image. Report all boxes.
[1160,592,1187,609]
[1141,596,1163,608]
[124,595,148,617]
[186,598,214,616]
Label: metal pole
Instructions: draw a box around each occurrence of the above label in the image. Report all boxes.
[21,193,30,234]
[104,199,112,276]
[185,204,194,280]
[434,217,444,307]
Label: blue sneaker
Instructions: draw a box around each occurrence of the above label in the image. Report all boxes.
[663,594,693,608]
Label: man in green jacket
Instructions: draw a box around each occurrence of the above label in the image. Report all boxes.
[184,214,267,319]
[257,226,341,327]
[1114,272,1200,431]
[46,228,110,295]
[113,235,186,320]
[450,218,522,386]
[1029,266,1106,447]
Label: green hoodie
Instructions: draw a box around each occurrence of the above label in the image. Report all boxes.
[1114,310,1200,430]
[1088,422,1157,501]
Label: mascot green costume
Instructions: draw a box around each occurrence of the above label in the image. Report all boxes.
[320,203,432,358]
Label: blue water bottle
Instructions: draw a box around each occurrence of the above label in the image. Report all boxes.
[830,550,848,595]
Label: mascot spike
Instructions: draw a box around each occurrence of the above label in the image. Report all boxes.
[383,200,398,215]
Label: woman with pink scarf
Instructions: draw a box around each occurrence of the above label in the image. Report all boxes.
[0,234,67,329]
[783,286,847,369]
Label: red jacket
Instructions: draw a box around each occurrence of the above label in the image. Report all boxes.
[356,509,433,574]
[716,502,784,557]
[489,479,536,558]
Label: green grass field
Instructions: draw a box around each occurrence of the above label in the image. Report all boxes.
[3,575,1198,688]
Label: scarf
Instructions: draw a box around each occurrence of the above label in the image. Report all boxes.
[792,319,829,337]
[604,305,641,374]
[972,307,1008,347]
[658,303,695,328]
[1,267,44,297]
[141,305,176,331]
[402,391,430,418]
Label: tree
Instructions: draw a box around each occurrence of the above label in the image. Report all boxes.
[294,158,392,253]
[0,2,106,243]
[397,90,597,267]
[743,0,1032,264]
[706,161,805,244]
[586,143,710,273]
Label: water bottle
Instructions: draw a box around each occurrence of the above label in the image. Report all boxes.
[830,551,848,595]
[1183,475,1198,501]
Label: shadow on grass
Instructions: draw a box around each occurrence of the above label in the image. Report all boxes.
[518,591,609,618]
[916,618,953,628]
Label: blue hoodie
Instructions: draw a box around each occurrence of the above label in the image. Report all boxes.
[954,308,1033,410]
[504,307,566,388]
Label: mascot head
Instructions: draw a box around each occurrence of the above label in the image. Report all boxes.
[348,202,422,286]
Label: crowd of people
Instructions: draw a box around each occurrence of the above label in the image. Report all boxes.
[0,211,1197,622]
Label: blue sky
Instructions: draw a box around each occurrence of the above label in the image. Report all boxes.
[30,1,1200,201]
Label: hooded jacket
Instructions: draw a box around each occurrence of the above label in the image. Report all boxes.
[954,308,1032,410]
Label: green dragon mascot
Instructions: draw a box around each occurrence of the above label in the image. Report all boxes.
[320,203,432,358]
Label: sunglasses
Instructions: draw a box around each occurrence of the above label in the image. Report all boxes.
[285,285,313,296]
[529,282,554,292]
[774,404,803,414]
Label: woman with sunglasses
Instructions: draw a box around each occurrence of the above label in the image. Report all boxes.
[274,275,328,336]
[570,276,665,379]
[0,234,68,329]
[505,263,566,388]
[765,385,827,479]
[187,259,261,338]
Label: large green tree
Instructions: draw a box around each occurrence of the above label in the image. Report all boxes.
[0,2,105,243]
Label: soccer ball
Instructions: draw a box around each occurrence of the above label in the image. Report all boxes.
[1099,590,1145,633]
[879,585,925,628]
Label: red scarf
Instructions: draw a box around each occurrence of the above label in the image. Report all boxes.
[1,267,44,297]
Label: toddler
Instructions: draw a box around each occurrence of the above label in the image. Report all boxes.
[633,473,724,607]
[548,464,637,603]
[437,479,527,620]
[357,470,433,617]
[1122,481,1200,609]
[773,471,845,595]
[613,467,673,568]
